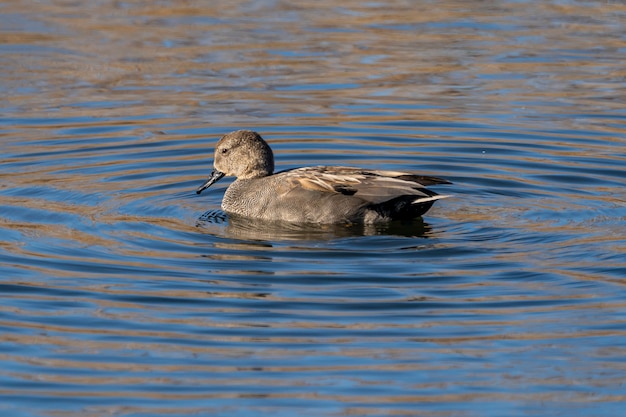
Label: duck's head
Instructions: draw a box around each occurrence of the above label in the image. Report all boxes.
[196,130,275,194]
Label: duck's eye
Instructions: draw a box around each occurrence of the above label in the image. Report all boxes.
[220,148,229,154]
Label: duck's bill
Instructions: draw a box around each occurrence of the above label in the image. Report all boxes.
[196,170,225,194]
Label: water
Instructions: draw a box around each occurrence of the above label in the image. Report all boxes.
[1,1,625,416]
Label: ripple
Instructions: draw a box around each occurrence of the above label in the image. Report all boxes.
[1,1,626,416]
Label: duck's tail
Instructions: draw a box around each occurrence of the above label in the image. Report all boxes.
[411,194,452,205]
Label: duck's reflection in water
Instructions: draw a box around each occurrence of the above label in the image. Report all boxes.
[197,209,433,242]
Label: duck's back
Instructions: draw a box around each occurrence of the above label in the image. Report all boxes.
[221,166,450,224]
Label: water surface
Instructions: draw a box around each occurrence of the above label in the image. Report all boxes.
[1,1,625,416]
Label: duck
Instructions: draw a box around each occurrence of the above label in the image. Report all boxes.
[196,130,450,224]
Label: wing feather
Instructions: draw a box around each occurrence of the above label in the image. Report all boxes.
[276,166,448,204]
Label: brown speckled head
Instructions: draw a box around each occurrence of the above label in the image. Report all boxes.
[196,130,275,194]
[214,130,274,179]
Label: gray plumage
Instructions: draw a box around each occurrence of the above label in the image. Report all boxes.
[196,130,450,224]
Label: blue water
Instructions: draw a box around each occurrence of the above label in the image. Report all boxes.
[1,1,625,416]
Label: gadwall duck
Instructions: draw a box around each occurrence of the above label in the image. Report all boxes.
[196,130,450,224]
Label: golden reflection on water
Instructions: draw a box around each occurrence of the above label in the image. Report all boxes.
[1,0,626,416]
[3,0,625,123]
